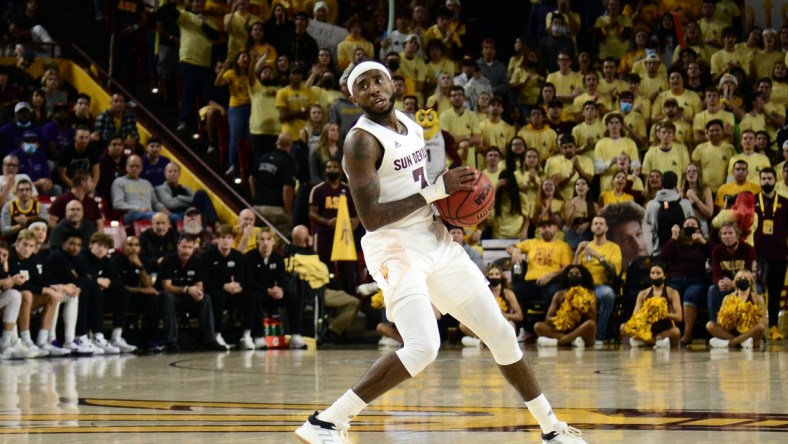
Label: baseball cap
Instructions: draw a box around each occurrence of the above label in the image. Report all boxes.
[185,207,200,216]
[313,1,328,12]
[22,130,39,141]
[404,34,420,45]
[536,212,560,226]
[645,53,659,62]
[14,101,32,113]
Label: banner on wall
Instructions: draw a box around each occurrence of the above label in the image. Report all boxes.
[744,0,788,30]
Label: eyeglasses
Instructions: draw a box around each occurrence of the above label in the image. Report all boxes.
[16,188,32,192]
[3,163,18,167]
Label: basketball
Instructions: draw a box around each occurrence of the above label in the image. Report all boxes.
[435,171,495,226]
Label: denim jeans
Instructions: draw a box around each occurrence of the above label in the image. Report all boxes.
[178,62,212,127]
[227,105,251,168]
[669,276,707,307]
[594,285,616,340]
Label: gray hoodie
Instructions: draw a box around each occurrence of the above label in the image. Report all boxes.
[644,189,694,254]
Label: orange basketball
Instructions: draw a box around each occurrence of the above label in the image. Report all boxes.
[435,171,495,226]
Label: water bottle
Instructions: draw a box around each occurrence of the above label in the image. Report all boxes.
[263,317,272,337]
[512,262,522,275]
[585,253,593,262]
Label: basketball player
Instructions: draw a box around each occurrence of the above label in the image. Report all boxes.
[295,61,586,444]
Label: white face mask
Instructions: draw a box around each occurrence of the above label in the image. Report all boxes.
[551,25,566,36]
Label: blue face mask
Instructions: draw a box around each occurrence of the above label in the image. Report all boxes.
[23,143,37,154]
[620,102,633,113]
[17,120,31,128]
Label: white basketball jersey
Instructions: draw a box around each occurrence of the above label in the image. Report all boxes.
[346,109,433,230]
[424,130,447,184]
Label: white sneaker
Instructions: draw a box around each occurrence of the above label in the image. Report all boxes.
[537,336,558,347]
[594,340,604,349]
[239,335,255,350]
[356,282,379,296]
[461,336,482,347]
[572,337,585,348]
[294,412,350,444]
[39,341,72,357]
[516,327,527,342]
[290,334,307,349]
[653,337,670,349]
[629,337,645,347]
[741,337,754,349]
[68,336,98,355]
[93,335,120,354]
[215,333,231,350]
[20,337,47,357]
[542,422,587,443]
[1,339,38,359]
[377,336,402,347]
[709,337,730,349]
[253,337,267,349]
[111,337,138,353]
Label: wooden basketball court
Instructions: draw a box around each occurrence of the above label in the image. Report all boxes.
[1,342,787,443]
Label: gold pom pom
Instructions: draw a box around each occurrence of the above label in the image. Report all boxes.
[552,287,596,332]
[370,291,385,310]
[623,296,668,341]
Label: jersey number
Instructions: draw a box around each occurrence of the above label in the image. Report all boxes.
[412,166,428,189]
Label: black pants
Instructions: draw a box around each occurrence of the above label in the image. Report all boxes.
[207,289,243,335]
[127,292,160,346]
[761,259,787,327]
[245,288,303,336]
[77,279,130,337]
[160,291,215,345]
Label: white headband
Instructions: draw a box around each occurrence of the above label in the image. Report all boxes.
[347,61,391,97]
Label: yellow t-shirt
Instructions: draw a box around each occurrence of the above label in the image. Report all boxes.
[336,36,374,71]
[653,89,703,121]
[672,43,714,64]
[482,169,501,191]
[738,113,767,135]
[623,111,647,147]
[649,119,693,145]
[249,82,281,135]
[249,0,273,21]
[511,67,544,106]
[515,168,544,204]
[710,48,750,76]
[399,53,427,85]
[633,96,653,122]
[599,190,634,206]
[771,82,788,109]
[233,226,261,253]
[571,92,614,117]
[698,18,727,47]
[751,51,784,82]
[571,120,606,158]
[638,73,668,101]
[226,11,262,59]
[247,43,277,67]
[715,181,762,207]
[595,137,640,190]
[642,145,690,178]
[691,141,736,192]
[598,78,628,102]
[594,14,633,60]
[727,152,772,184]
[512,238,573,281]
[275,85,316,140]
[763,101,786,140]
[692,109,735,137]
[544,154,595,201]
[177,12,214,67]
[545,71,584,97]
[517,125,558,162]
[490,191,530,239]
[480,119,515,154]
[714,0,740,25]
[439,108,481,141]
[426,94,452,115]
[578,241,623,286]
[222,69,251,107]
[776,181,788,199]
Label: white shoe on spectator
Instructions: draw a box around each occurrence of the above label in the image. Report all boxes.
[69,336,99,355]
[93,334,120,354]
[239,335,255,350]
[537,336,558,347]
[1,339,38,359]
[290,334,307,349]
[594,340,604,349]
[377,337,402,348]
[254,337,267,349]
[39,341,72,357]
[516,327,527,343]
[629,337,645,348]
[572,337,585,348]
[653,337,670,349]
[461,336,482,347]
[741,337,754,349]
[111,337,138,353]
[20,337,47,357]
[215,333,231,350]
[709,337,730,348]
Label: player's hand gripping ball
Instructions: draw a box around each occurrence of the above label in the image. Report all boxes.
[435,170,495,226]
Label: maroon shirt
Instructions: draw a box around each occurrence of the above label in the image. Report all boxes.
[753,193,788,260]
[308,181,355,235]
[48,191,102,224]
[710,243,756,285]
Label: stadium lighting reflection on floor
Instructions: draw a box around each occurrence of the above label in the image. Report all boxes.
[234,178,241,184]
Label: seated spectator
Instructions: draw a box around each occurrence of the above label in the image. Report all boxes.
[78,232,136,353]
[47,171,102,226]
[159,234,219,350]
[40,102,73,162]
[534,265,597,348]
[45,231,88,354]
[707,221,757,324]
[140,212,179,274]
[140,137,171,187]
[715,159,761,211]
[563,177,597,251]
[0,240,36,359]
[0,101,40,156]
[154,162,218,224]
[200,224,244,350]
[573,217,622,344]
[93,93,140,149]
[55,126,100,189]
[180,207,216,253]
[71,93,96,131]
[660,217,712,346]
[233,208,260,253]
[48,200,97,252]
[112,155,171,225]
[111,235,162,352]
[462,264,523,347]
[96,136,130,199]
[0,66,23,114]
[447,224,483,272]
[1,178,47,239]
[621,262,682,349]
[9,130,57,195]
[643,171,694,254]
[0,153,38,208]
[706,270,766,349]
[28,220,49,253]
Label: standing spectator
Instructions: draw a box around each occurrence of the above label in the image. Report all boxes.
[155,0,181,105]
[455,58,492,113]
[477,39,509,99]
[328,78,363,142]
[93,94,140,149]
[0,178,46,239]
[653,69,703,123]
[249,132,295,238]
[48,200,97,252]
[111,155,168,224]
[643,171,693,255]
[727,130,771,184]
[275,62,316,142]
[574,217,622,345]
[750,28,782,83]
[539,15,575,74]
[110,0,146,93]
[223,0,261,60]
[679,162,714,237]
[248,56,282,165]
[693,87,735,143]
[753,168,788,341]
[336,18,374,72]
[48,171,101,227]
[55,126,100,189]
[215,52,252,177]
[545,134,594,203]
[479,97,515,160]
[200,224,245,350]
[278,12,318,65]
[440,86,481,167]
[594,0,632,60]
[660,217,713,345]
[642,122,690,179]
[0,102,40,156]
[398,35,426,100]
[707,221,757,323]
[140,137,171,187]
[422,7,463,61]
[158,234,218,350]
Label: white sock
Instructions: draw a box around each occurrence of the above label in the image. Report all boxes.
[317,389,368,427]
[242,329,251,338]
[1,330,12,348]
[94,332,105,341]
[20,330,32,342]
[36,329,49,347]
[112,328,122,341]
[525,393,560,434]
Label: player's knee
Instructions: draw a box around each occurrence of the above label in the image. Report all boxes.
[396,334,440,376]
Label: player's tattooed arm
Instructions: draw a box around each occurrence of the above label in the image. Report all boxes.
[343,129,428,231]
